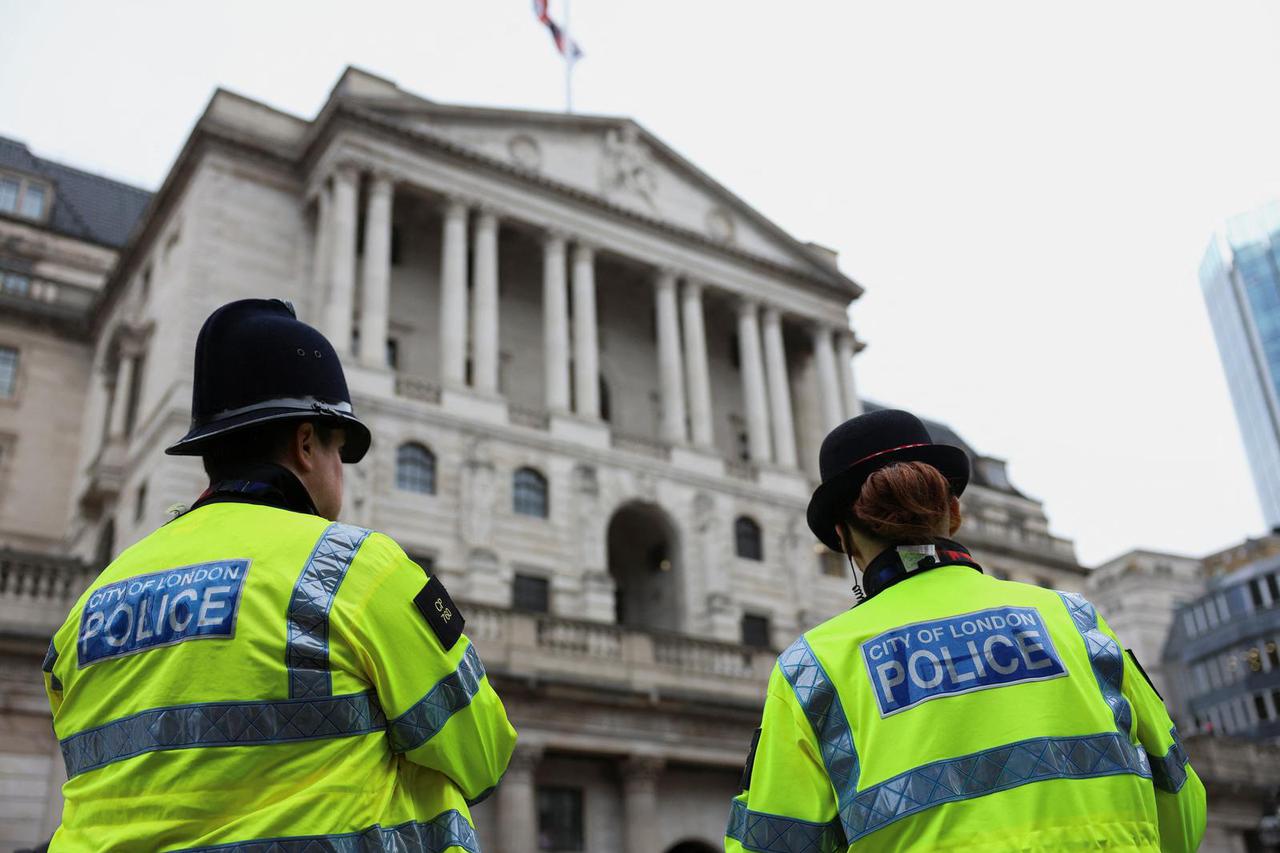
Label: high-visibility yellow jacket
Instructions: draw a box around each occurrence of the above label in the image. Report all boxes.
[726,563,1206,852]
[43,501,517,851]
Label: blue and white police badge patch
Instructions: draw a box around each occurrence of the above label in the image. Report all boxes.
[861,606,1067,717]
[77,560,250,667]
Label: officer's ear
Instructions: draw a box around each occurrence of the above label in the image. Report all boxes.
[287,421,321,474]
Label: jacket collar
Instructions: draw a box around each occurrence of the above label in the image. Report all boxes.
[861,537,983,601]
[189,462,319,517]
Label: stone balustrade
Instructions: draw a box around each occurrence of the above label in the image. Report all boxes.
[0,549,95,640]
[464,602,774,703]
[964,516,1077,561]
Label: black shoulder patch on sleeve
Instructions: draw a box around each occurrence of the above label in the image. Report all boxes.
[414,575,465,652]
[739,727,762,793]
[1125,648,1163,701]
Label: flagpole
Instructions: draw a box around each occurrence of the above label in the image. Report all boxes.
[564,0,573,113]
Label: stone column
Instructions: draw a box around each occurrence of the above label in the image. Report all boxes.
[621,755,664,853]
[654,269,688,443]
[837,331,863,418]
[310,184,333,309]
[496,744,542,853]
[471,209,501,393]
[681,280,714,448]
[542,233,571,411]
[737,299,773,463]
[761,306,798,468]
[439,198,469,386]
[324,164,359,355]
[358,173,393,368]
[813,324,845,430]
[107,348,136,441]
[572,243,599,418]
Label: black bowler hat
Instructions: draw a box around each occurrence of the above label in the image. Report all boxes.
[806,408,970,553]
[165,299,371,463]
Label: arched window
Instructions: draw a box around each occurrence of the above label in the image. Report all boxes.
[514,467,549,518]
[735,516,763,561]
[396,443,436,494]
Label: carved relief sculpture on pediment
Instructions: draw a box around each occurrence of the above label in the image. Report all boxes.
[600,124,659,214]
[507,134,543,172]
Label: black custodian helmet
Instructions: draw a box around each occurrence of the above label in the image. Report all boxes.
[165,299,372,463]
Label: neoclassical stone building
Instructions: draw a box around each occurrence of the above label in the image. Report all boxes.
[0,68,1089,851]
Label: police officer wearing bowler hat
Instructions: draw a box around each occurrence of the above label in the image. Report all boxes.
[726,408,1206,852]
[44,299,516,851]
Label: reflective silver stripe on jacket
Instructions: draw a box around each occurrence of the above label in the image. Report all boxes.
[1149,725,1191,793]
[726,796,846,853]
[172,810,479,853]
[286,522,371,699]
[60,691,385,778]
[388,642,487,754]
[778,630,1152,844]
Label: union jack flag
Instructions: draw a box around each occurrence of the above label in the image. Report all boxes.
[533,0,583,60]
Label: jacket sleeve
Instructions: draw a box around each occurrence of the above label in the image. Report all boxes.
[1099,614,1206,853]
[342,534,517,803]
[726,662,845,853]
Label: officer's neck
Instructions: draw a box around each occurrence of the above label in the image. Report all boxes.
[861,538,981,600]
[194,462,320,516]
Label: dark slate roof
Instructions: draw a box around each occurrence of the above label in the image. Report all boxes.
[0,136,151,248]
[862,401,1024,497]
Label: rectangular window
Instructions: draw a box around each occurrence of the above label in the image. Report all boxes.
[0,177,18,212]
[513,574,550,614]
[1251,578,1266,609]
[742,613,771,649]
[1268,574,1280,604]
[1258,693,1272,722]
[0,347,17,398]
[1216,594,1231,623]
[1182,610,1197,637]
[2,271,30,297]
[386,338,399,370]
[124,354,145,436]
[820,550,846,577]
[1268,640,1279,670]
[537,786,584,852]
[19,183,46,219]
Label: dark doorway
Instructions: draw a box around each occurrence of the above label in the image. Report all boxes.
[607,501,682,632]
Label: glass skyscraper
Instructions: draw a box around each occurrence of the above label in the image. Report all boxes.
[1201,202,1280,529]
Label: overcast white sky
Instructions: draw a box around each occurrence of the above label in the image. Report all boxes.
[3,1,1276,565]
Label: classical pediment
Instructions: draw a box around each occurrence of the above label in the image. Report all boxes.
[326,69,853,289]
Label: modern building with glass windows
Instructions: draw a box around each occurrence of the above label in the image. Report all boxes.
[1201,203,1280,529]
[1162,546,1280,741]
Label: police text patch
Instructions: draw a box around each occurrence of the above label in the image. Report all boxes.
[862,606,1066,717]
[78,560,250,667]
[414,575,464,651]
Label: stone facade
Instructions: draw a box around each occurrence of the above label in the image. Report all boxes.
[0,69,1091,851]
[0,135,149,849]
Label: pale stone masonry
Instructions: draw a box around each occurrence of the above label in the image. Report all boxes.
[0,136,149,849]
[0,69,1092,851]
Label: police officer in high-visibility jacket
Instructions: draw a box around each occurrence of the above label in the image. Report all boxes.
[726,409,1206,853]
[43,299,517,851]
